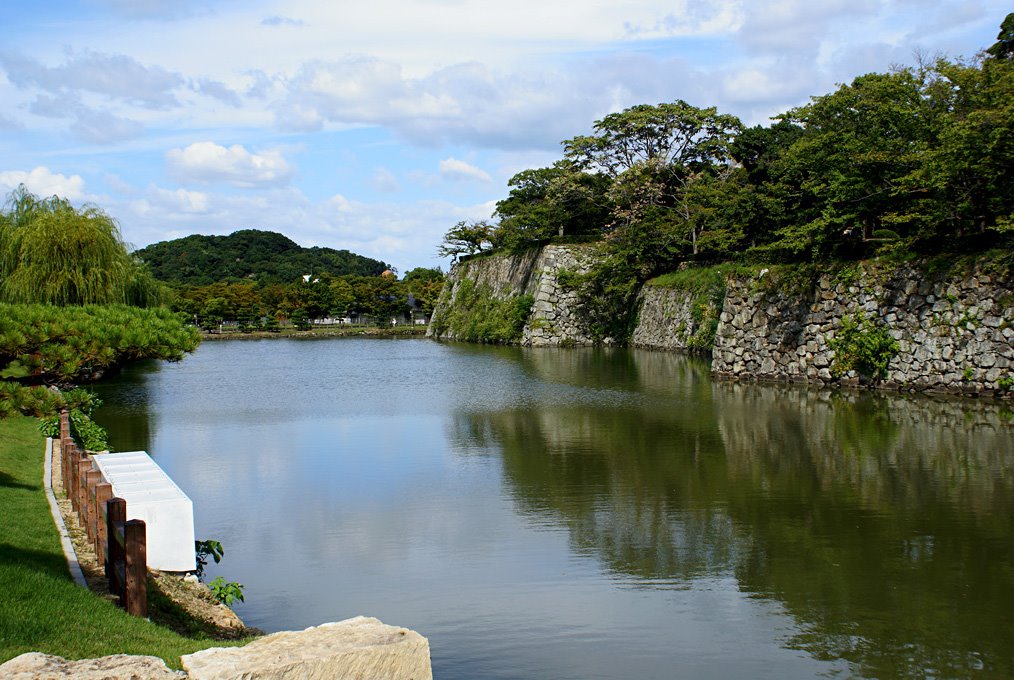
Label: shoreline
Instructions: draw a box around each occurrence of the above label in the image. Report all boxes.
[200,326,428,341]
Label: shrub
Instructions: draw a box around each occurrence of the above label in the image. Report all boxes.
[826,312,899,382]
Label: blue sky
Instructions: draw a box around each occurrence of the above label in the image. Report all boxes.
[0,1,1008,273]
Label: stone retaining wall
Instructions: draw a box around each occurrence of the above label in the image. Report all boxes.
[430,246,1014,396]
[630,284,720,353]
[429,244,602,347]
[711,262,1014,396]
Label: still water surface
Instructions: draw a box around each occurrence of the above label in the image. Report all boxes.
[93,338,1014,679]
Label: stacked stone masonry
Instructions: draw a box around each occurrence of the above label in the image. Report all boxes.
[630,284,709,352]
[429,245,603,347]
[711,262,1014,396]
[430,247,1013,397]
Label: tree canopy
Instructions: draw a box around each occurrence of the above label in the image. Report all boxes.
[134,229,390,285]
[435,16,1014,341]
[440,18,1012,274]
[0,186,202,419]
[0,186,165,306]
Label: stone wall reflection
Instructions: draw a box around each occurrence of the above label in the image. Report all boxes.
[451,348,1014,677]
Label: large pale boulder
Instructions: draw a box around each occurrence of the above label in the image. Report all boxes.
[181,616,432,680]
[0,652,183,679]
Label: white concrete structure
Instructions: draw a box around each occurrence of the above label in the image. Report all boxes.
[92,451,196,572]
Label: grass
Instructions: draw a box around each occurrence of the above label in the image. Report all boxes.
[0,416,246,669]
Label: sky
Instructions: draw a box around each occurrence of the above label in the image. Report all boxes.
[0,1,1008,274]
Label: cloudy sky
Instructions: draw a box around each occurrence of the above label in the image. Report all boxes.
[0,1,1007,272]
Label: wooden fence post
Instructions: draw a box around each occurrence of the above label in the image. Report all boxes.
[94,482,112,568]
[65,442,75,494]
[84,469,101,543]
[69,448,81,514]
[59,409,71,494]
[106,497,126,585]
[75,456,90,517]
[59,409,70,441]
[124,520,147,617]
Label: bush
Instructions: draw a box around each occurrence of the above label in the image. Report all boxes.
[38,407,109,451]
[826,312,899,382]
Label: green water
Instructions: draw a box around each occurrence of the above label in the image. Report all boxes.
[93,338,1014,679]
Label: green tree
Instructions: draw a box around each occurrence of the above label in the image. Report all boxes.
[0,186,165,306]
[771,70,931,259]
[0,304,200,417]
[563,101,742,263]
[200,297,233,329]
[986,12,1014,60]
[912,55,1014,245]
[403,268,445,316]
[437,220,499,261]
[494,162,610,248]
[329,277,356,317]
[134,229,388,286]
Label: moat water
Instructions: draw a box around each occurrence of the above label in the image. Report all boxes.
[94,337,1014,679]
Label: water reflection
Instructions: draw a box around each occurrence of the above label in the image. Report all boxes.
[91,359,159,452]
[456,349,1014,678]
[92,340,1014,679]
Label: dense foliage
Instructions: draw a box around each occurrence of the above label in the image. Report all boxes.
[0,304,200,386]
[826,312,901,382]
[0,187,202,418]
[135,229,390,285]
[0,186,166,306]
[441,18,1014,341]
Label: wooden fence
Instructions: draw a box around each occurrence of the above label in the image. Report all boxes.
[58,410,147,616]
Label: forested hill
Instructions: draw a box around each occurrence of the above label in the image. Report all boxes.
[134,229,389,285]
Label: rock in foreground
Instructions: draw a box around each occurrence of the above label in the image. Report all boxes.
[181,616,432,680]
[0,652,183,679]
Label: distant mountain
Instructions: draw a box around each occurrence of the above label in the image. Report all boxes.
[134,229,389,285]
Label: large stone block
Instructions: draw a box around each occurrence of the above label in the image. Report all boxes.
[181,616,432,680]
[0,652,182,679]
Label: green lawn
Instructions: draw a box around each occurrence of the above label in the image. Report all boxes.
[0,416,243,668]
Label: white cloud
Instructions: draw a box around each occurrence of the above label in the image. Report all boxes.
[0,113,23,131]
[0,167,88,201]
[0,49,184,109]
[193,78,242,106]
[104,173,138,196]
[439,158,492,183]
[328,193,351,212]
[133,185,210,214]
[720,65,812,105]
[274,57,607,150]
[166,141,294,187]
[69,106,145,144]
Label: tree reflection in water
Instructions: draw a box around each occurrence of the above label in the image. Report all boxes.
[451,348,1014,678]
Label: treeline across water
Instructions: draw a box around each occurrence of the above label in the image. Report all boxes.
[171,268,445,331]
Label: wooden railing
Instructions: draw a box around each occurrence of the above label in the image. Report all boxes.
[58,409,147,616]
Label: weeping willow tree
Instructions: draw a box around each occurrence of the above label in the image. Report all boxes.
[0,185,166,306]
[0,186,195,420]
